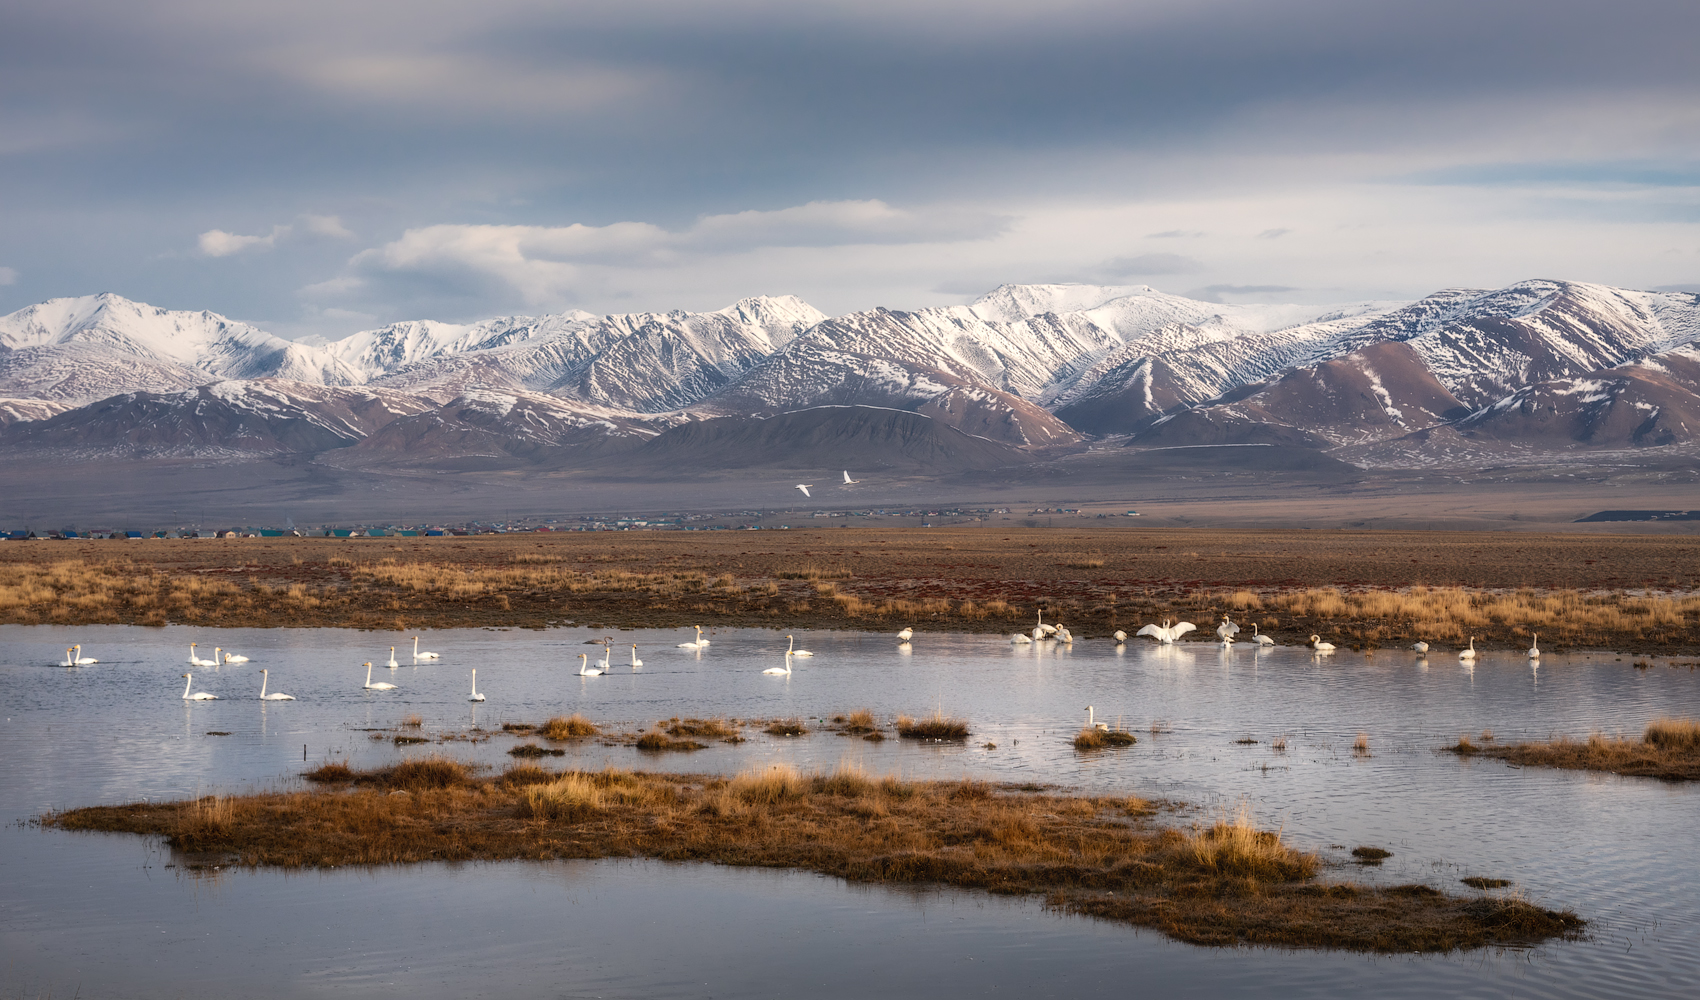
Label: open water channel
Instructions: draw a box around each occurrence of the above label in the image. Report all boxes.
[3,623,1698,998]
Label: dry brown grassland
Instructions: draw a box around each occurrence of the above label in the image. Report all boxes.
[43,759,1581,953]
[1451,717,1700,780]
[4,528,1699,651]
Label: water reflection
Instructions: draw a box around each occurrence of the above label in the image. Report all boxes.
[3,623,1700,998]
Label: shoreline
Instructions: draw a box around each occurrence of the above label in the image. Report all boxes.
[5,529,1700,654]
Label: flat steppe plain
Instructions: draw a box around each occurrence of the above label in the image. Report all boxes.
[7,526,1700,654]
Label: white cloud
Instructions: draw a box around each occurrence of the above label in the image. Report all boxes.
[0,266,16,286]
[337,199,1008,306]
[199,214,355,257]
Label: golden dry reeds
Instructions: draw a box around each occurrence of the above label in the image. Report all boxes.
[42,761,1585,952]
[897,712,969,740]
[541,714,599,739]
[1448,718,1700,780]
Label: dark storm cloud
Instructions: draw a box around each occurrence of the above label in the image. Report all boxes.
[1,0,1697,329]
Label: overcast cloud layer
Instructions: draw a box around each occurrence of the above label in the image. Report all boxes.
[2,0,1697,337]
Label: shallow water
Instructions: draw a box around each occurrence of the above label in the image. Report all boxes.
[3,624,1697,998]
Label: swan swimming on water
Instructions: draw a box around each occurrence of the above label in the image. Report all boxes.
[1309,635,1336,653]
[1459,637,1477,660]
[630,644,643,669]
[363,662,397,691]
[73,645,98,664]
[60,648,75,667]
[786,635,814,657]
[1528,633,1540,659]
[259,669,294,701]
[468,669,485,702]
[763,654,793,676]
[188,643,216,667]
[897,627,913,643]
[1249,625,1274,647]
[413,636,439,661]
[180,673,217,700]
[677,625,708,648]
[386,646,401,669]
[578,653,603,677]
[1011,632,1033,644]
[222,650,249,664]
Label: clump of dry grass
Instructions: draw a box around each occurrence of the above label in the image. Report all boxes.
[666,717,741,740]
[44,761,1585,953]
[400,714,423,728]
[766,718,808,737]
[635,730,706,752]
[509,743,565,758]
[839,708,878,733]
[1352,846,1392,864]
[897,712,969,740]
[541,714,599,740]
[1075,727,1138,750]
[1271,736,1288,751]
[1447,718,1700,780]
[1462,876,1511,889]
[304,760,354,782]
[1352,733,1371,755]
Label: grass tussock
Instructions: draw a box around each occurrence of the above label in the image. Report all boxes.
[1351,846,1392,864]
[509,743,565,758]
[897,712,970,741]
[541,715,599,740]
[41,761,1582,953]
[765,718,808,737]
[666,717,741,739]
[1462,876,1512,889]
[1450,717,1700,779]
[839,708,878,733]
[635,730,706,752]
[1074,727,1138,750]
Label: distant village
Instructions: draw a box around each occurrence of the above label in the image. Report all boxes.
[0,508,1131,541]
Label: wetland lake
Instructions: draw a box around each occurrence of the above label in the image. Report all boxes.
[4,624,1698,998]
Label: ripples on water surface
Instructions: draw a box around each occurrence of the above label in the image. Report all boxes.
[3,624,1698,998]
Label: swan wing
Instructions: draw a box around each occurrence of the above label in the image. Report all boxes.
[1135,624,1162,638]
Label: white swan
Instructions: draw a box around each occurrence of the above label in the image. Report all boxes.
[1309,634,1336,653]
[1085,706,1108,731]
[363,662,397,691]
[795,484,813,497]
[677,625,707,648]
[222,650,249,664]
[578,653,603,677]
[1528,633,1540,659]
[1011,632,1033,644]
[763,654,793,675]
[180,673,217,700]
[897,627,913,643]
[1250,625,1274,647]
[259,669,294,700]
[1459,636,1477,660]
[1410,640,1429,654]
[386,646,401,669]
[1136,619,1196,644]
[841,471,860,484]
[60,647,75,667]
[1216,617,1241,642]
[1056,625,1073,644]
[188,643,216,667]
[697,627,710,647]
[1113,630,1127,644]
[786,634,814,657]
[413,636,439,660]
[598,641,613,672]
[630,644,643,669]
[73,645,99,664]
[468,669,485,702]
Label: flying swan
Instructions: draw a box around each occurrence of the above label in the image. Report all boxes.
[259,669,294,701]
[363,662,397,691]
[180,673,217,700]
[842,471,860,484]
[795,484,813,498]
[413,636,440,660]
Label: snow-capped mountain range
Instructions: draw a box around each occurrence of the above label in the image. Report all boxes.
[2,279,1698,472]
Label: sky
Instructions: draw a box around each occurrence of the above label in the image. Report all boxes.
[2,0,1697,340]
